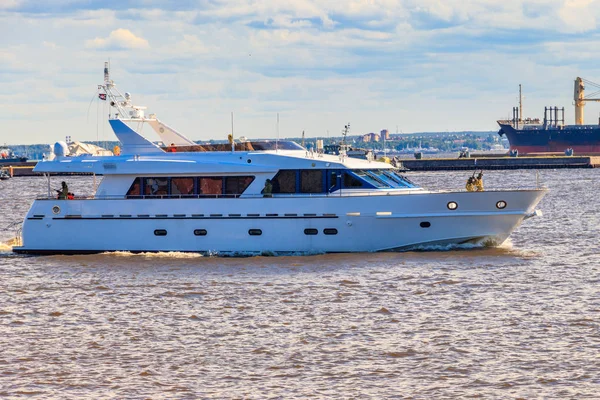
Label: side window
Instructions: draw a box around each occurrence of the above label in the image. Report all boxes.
[198,177,223,196]
[171,177,195,196]
[144,177,169,195]
[225,176,255,196]
[300,170,323,193]
[271,170,296,193]
[126,177,141,197]
[328,170,339,192]
[343,172,364,188]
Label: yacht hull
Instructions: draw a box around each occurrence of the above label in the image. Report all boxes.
[13,190,545,255]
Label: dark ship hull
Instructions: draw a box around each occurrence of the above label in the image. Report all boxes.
[497,122,600,154]
[0,157,28,164]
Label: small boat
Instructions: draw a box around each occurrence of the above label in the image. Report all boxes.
[12,63,547,255]
[0,169,10,180]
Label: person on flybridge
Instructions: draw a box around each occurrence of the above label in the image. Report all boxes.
[56,181,74,200]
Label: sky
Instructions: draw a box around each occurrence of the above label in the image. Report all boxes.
[2,0,600,144]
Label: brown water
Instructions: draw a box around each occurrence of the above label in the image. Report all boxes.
[1,170,599,398]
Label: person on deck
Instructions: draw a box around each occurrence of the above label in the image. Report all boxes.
[57,181,69,200]
[167,143,177,152]
[262,179,273,197]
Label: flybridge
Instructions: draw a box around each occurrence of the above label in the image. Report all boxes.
[98,62,195,149]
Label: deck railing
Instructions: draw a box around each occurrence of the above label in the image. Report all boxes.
[36,189,430,201]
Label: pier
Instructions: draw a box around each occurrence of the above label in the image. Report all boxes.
[401,155,600,171]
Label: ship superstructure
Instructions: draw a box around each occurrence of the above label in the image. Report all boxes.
[498,79,600,154]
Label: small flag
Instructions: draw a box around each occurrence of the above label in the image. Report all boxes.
[99,93,107,100]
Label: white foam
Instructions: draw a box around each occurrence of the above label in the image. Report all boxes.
[102,251,204,259]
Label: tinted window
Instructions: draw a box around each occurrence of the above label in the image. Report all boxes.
[300,170,323,193]
[154,229,167,236]
[248,229,262,236]
[343,172,364,188]
[126,177,141,197]
[194,229,207,236]
[272,170,296,193]
[171,177,194,195]
[145,177,169,195]
[198,177,223,195]
[304,228,318,235]
[225,176,254,195]
[323,228,338,235]
[328,171,339,192]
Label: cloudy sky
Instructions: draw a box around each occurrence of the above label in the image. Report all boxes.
[2,0,600,144]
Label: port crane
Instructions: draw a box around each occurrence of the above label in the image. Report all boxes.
[574,77,600,125]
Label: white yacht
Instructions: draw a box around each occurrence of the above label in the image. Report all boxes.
[13,65,547,255]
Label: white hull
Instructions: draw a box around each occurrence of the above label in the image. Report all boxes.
[14,190,545,255]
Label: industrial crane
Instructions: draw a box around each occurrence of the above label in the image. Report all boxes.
[574,77,600,125]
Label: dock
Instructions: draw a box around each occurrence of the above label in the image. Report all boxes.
[400,156,600,171]
[0,162,92,177]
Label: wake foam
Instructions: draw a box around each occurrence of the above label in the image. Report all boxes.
[101,251,204,259]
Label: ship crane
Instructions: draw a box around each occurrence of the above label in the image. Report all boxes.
[574,77,600,125]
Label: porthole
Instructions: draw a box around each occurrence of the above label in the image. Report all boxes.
[304,228,318,235]
[447,201,458,210]
[323,228,338,235]
[154,229,167,236]
[249,229,262,236]
[52,205,61,214]
[496,200,507,209]
[194,229,207,236]
[247,159,252,164]
[420,221,431,228]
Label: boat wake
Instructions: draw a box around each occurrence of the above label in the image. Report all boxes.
[408,237,513,253]
[0,237,21,252]
[102,251,204,259]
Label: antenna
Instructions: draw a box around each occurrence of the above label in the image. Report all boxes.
[302,130,305,148]
[519,84,523,122]
[276,113,279,152]
[231,111,234,152]
[342,123,350,146]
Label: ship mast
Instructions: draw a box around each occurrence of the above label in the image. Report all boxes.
[574,77,600,125]
[519,84,523,123]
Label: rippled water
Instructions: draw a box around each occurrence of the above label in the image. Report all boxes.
[1,170,599,398]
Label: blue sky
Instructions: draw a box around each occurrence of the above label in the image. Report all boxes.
[2,0,600,144]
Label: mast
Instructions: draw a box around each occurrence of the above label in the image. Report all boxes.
[519,84,523,122]
[575,77,585,125]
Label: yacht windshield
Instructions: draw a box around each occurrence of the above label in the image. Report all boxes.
[370,170,416,188]
[352,170,389,188]
[248,141,304,151]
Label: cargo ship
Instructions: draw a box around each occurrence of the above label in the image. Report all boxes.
[497,78,600,154]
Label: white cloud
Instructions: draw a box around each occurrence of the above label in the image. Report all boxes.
[85,28,150,50]
[0,0,21,10]
[559,0,598,32]
[2,1,600,144]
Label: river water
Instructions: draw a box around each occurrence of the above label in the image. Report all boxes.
[1,170,598,398]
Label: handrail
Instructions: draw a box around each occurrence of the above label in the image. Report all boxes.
[33,187,544,201]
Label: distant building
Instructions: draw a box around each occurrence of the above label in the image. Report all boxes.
[380,129,390,140]
[361,133,380,142]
